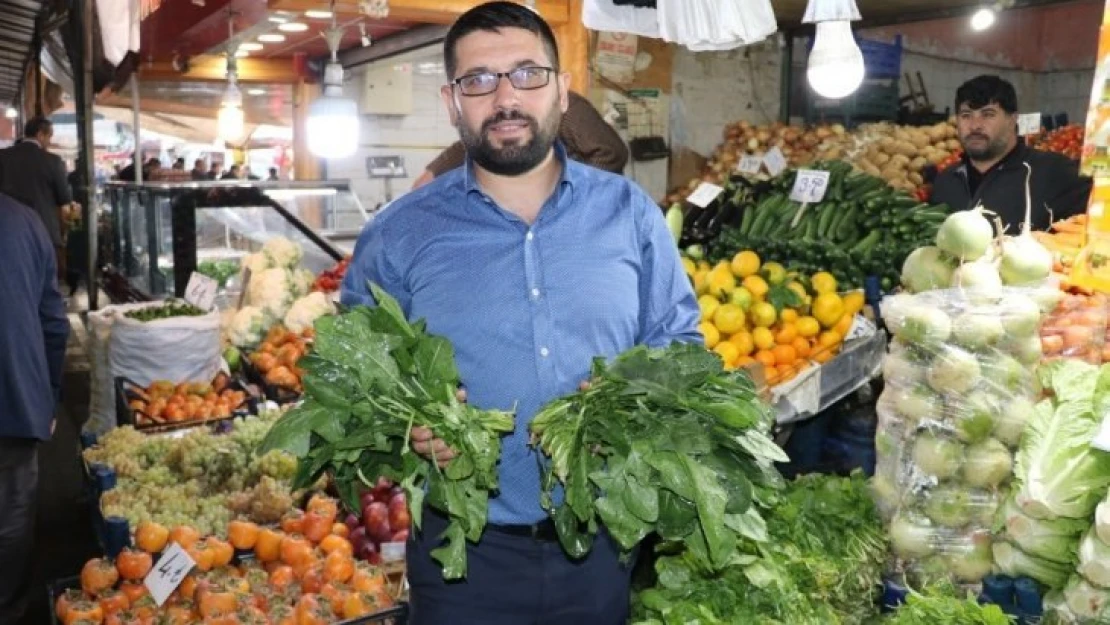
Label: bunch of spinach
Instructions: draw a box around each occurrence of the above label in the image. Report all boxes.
[259,284,513,580]
[633,472,888,625]
[881,583,1013,625]
[529,342,786,569]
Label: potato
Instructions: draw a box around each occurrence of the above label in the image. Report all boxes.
[893,141,918,157]
[908,172,924,186]
[946,126,958,139]
[910,156,928,172]
[890,153,911,166]
[881,165,905,181]
[879,136,897,150]
[822,146,844,160]
[873,151,892,166]
[909,132,931,149]
[862,162,882,177]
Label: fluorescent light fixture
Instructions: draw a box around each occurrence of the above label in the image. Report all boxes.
[278,22,309,32]
[258,33,286,43]
[235,49,250,58]
[305,9,332,19]
[247,88,266,96]
[267,15,288,23]
[239,42,263,52]
[971,7,996,31]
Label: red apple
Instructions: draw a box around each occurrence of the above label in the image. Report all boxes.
[391,529,409,543]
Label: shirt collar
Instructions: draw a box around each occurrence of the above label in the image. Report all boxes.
[463,140,577,196]
[21,138,42,149]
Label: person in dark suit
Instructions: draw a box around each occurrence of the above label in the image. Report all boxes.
[0,118,75,281]
[0,195,69,622]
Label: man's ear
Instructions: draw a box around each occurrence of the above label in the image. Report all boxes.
[441,84,459,126]
[558,72,570,114]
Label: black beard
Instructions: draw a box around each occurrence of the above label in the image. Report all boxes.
[459,108,559,176]
[962,133,1009,161]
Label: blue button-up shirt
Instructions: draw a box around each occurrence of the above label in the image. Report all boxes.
[341,147,701,524]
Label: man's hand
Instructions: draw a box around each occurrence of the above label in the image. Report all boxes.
[409,387,467,467]
[50,419,56,436]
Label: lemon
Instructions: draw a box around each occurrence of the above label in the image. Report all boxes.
[697,260,711,272]
[786,281,810,306]
[796,316,821,338]
[780,309,799,323]
[698,295,721,320]
[750,301,777,328]
[699,322,720,348]
[713,303,746,335]
[707,268,736,298]
[761,261,787,285]
[813,292,845,329]
[730,250,761,278]
[693,270,710,295]
[713,342,741,368]
[742,275,769,300]
[681,257,697,277]
[729,287,754,311]
[811,271,838,295]
[729,331,755,356]
[842,290,866,315]
[752,326,775,350]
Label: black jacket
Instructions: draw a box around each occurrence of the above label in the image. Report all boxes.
[0,141,73,246]
[930,142,1091,233]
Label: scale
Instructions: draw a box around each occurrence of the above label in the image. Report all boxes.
[365,155,408,210]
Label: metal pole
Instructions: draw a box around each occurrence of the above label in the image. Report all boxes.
[79,0,97,310]
[131,75,142,184]
[779,30,795,124]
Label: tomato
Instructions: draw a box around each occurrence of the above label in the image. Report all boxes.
[227,520,260,550]
[115,549,153,581]
[80,558,120,596]
[98,589,130,615]
[134,521,169,554]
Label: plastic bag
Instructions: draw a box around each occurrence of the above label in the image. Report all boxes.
[1040,291,1108,364]
[85,303,151,436]
[108,304,223,388]
[875,286,1050,584]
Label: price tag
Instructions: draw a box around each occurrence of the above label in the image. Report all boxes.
[1018,113,1042,136]
[144,542,196,606]
[686,182,724,208]
[845,314,876,341]
[763,146,788,176]
[789,169,831,204]
[736,154,763,174]
[184,272,218,311]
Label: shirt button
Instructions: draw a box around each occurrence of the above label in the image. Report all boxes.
[540,347,550,358]
[530,288,540,299]
[526,230,534,241]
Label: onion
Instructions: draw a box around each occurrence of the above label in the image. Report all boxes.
[936,210,994,261]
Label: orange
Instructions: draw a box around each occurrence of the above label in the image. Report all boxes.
[813,348,837,363]
[834,314,853,336]
[812,292,845,328]
[775,323,798,345]
[736,356,756,367]
[713,342,741,368]
[752,326,775,351]
[698,322,720,349]
[780,309,799,323]
[772,344,797,366]
[792,337,811,359]
[818,330,842,348]
[754,349,776,369]
[796,316,821,338]
[729,331,755,357]
[742,275,770,300]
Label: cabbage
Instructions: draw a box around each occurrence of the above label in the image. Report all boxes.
[1014,361,1110,520]
[924,484,974,528]
[992,541,1073,588]
[901,246,957,293]
[913,433,964,479]
[999,496,1087,565]
[960,439,1012,489]
[891,514,936,558]
[993,396,1036,448]
[936,210,994,261]
[926,346,981,395]
[1078,529,1110,588]
[1063,576,1110,619]
[883,350,924,386]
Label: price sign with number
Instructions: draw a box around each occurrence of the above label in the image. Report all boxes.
[184,272,218,312]
[686,182,725,208]
[144,542,196,605]
[736,154,763,174]
[763,146,788,176]
[1018,113,1042,136]
[789,169,831,204]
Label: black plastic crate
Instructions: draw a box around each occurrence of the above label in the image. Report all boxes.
[114,375,258,434]
[240,356,302,404]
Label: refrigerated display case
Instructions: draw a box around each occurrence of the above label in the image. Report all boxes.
[99,180,367,304]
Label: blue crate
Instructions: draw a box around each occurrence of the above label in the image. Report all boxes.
[858,35,903,79]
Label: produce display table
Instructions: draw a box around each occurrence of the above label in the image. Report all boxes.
[770,324,886,425]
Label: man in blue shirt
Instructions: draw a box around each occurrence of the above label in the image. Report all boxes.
[0,195,69,622]
[341,3,699,623]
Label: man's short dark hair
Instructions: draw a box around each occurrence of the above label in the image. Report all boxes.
[955,75,1018,114]
[24,117,51,138]
[443,1,560,80]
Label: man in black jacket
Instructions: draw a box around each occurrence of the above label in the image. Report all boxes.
[931,75,1091,232]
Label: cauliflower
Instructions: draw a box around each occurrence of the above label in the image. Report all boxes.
[262,236,304,269]
[291,268,315,298]
[228,306,269,347]
[247,267,296,320]
[240,252,271,278]
[284,292,336,333]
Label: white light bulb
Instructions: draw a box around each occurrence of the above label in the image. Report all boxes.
[4,107,16,119]
[218,102,244,142]
[307,96,360,158]
[970,8,996,31]
[806,20,865,99]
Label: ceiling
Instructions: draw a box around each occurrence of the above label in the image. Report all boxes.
[0,0,45,105]
[776,0,1077,27]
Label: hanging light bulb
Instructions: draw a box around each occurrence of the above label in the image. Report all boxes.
[307,5,360,159]
[4,106,17,119]
[803,0,865,100]
[218,14,246,143]
[970,7,996,31]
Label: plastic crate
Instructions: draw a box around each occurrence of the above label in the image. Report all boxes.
[47,574,409,625]
[858,35,903,79]
[807,79,900,126]
[114,375,258,434]
[240,356,302,404]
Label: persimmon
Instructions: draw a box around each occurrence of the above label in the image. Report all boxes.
[196,586,238,618]
[331,522,350,538]
[306,494,339,519]
[186,542,215,572]
[293,594,332,625]
[268,564,296,590]
[301,511,333,543]
[205,537,235,568]
[168,525,201,549]
[178,575,199,602]
[323,551,354,583]
[134,521,169,554]
[254,528,283,563]
[115,548,153,581]
[299,563,326,594]
[279,510,304,535]
[350,566,387,594]
[63,599,104,625]
[236,605,269,625]
[160,604,195,625]
[268,603,296,625]
[242,567,269,593]
[55,588,84,622]
[342,590,389,619]
[97,589,130,615]
[118,582,148,604]
[318,534,353,557]
[227,520,260,550]
[279,535,312,567]
[104,610,151,625]
[80,558,120,596]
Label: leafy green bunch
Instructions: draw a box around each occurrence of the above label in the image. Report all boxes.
[259,284,513,579]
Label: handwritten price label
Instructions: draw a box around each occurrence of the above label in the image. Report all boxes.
[1018,113,1042,136]
[184,272,218,312]
[789,169,831,204]
[763,146,787,176]
[686,182,725,208]
[736,154,763,174]
[144,542,196,605]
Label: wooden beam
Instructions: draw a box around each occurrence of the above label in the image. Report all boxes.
[268,0,569,25]
[138,55,304,84]
[97,94,290,126]
[555,0,587,94]
[292,80,322,181]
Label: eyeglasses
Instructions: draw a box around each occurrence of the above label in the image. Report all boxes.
[452,66,554,96]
